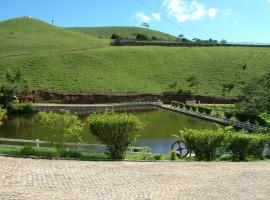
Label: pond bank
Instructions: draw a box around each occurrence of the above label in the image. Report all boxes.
[21,91,237,104]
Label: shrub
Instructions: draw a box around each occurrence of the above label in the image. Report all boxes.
[20,146,36,155]
[185,104,191,111]
[111,33,121,40]
[183,128,226,161]
[136,33,148,40]
[38,110,83,154]
[61,150,81,158]
[171,101,177,107]
[225,112,234,120]
[247,134,269,159]
[226,133,269,161]
[9,103,36,114]
[197,107,212,115]
[190,105,197,112]
[153,154,162,160]
[88,111,143,160]
[170,149,177,160]
[197,107,205,113]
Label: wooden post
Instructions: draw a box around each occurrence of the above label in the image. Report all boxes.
[36,139,40,150]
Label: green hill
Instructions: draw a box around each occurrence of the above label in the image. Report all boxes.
[0,17,108,56]
[1,17,270,97]
[67,26,177,40]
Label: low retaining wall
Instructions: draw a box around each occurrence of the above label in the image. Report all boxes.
[33,102,159,114]
[21,91,237,104]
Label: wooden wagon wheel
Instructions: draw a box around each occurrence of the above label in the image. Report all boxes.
[171,140,189,158]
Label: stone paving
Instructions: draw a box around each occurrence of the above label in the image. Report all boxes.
[0,157,270,200]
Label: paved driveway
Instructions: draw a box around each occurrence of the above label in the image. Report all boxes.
[0,156,270,200]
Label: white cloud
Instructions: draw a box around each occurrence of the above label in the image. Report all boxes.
[191,1,206,20]
[135,12,161,23]
[208,8,218,18]
[135,12,151,23]
[267,0,270,4]
[163,0,219,22]
[152,12,161,21]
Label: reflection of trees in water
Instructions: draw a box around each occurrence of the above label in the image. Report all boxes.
[0,109,214,142]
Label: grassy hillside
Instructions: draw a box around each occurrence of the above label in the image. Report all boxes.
[0,17,108,56]
[68,26,177,40]
[1,17,270,97]
[1,46,270,97]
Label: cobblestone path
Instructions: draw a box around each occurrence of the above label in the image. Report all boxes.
[0,157,270,200]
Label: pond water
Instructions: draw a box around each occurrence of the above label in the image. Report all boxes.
[0,109,215,154]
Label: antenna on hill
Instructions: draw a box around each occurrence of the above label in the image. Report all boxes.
[51,19,54,25]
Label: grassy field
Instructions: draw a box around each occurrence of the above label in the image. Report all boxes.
[1,17,270,97]
[67,26,177,40]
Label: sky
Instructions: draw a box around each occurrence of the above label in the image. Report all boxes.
[1,0,270,43]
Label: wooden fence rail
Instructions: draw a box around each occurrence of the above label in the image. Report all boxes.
[0,138,149,154]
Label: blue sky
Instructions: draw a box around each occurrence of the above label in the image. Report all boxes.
[1,0,270,43]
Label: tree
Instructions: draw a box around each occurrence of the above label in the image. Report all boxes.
[88,111,143,159]
[220,39,227,44]
[136,33,148,41]
[111,33,121,40]
[0,69,28,108]
[151,36,158,41]
[237,73,270,114]
[38,110,83,154]
[186,75,200,93]
[181,38,189,42]
[178,34,184,39]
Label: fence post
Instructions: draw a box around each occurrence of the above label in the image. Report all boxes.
[36,139,40,150]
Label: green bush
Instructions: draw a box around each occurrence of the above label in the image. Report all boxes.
[225,112,234,120]
[9,103,36,114]
[190,105,197,112]
[197,107,212,115]
[20,146,36,155]
[185,104,191,111]
[178,103,185,109]
[248,134,269,159]
[153,154,162,160]
[38,110,83,154]
[234,113,267,126]
[183,128,226,161]
[88,111,143,160]
[60,150,81,158]
[171,101,178,107]
[170,149,177,160]
[226,133,269,161]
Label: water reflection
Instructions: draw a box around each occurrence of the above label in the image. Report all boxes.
[0,109,215,154]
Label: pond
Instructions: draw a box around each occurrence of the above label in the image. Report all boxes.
[0,109,216,154]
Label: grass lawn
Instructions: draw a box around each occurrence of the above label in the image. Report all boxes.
[0,146,269,162]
